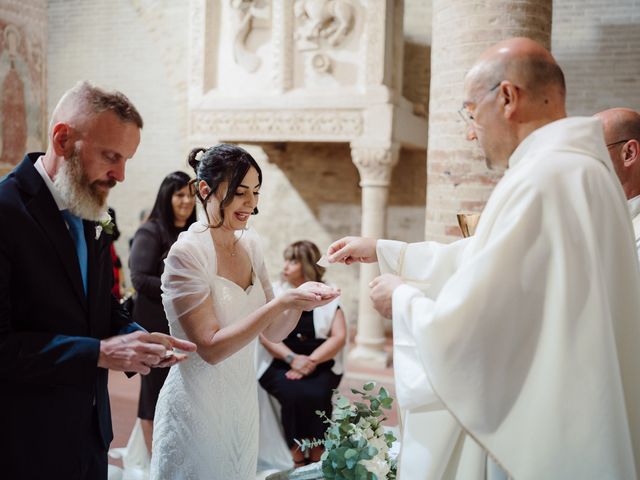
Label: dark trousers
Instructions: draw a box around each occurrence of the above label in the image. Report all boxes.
[79,408,109,480]
[4,407,108,480]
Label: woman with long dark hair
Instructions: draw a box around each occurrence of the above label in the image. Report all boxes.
[150,144,339,479]
[129,171,197,455]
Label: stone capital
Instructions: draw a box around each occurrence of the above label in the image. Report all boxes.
[350,143,400,187]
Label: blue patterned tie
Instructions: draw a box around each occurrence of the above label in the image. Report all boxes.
[62,210,88,295]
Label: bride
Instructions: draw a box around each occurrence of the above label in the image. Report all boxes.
[150,144,339,479]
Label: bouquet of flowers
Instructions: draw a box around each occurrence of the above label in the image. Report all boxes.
[296,382,397,480]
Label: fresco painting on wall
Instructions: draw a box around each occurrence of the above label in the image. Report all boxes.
[0,21,44,177]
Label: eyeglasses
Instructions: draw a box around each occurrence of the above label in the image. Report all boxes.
[606,139,630,149]
[458,82,502,126]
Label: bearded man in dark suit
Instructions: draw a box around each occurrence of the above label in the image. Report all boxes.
[0,81,196,479]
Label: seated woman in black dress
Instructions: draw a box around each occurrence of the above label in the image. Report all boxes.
[258,240,347,467]
[129,171,196,456]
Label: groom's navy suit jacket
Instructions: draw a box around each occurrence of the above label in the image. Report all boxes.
[0,153,141,477]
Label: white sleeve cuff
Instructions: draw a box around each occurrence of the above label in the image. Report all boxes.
[377,239,407,275]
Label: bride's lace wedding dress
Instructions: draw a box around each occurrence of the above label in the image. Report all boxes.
[150,222,273,480]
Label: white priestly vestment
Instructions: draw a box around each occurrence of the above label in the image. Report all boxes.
[627,195,640,259]
[377,117,640,479]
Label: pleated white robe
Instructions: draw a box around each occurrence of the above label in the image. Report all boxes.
[628,195,640,259]
[378,117,640,480]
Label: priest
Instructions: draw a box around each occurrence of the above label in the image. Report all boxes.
[594,108,640,258]
[328,38,640,479]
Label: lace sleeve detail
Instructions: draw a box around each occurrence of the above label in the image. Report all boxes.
[161,238,213,322]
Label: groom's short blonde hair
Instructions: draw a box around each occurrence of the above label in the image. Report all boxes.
[49,81,143,134]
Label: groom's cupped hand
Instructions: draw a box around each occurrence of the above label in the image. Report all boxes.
[147,332,198,368]
[98,331,197,374]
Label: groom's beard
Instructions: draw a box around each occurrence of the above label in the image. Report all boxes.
[53,147,115,221]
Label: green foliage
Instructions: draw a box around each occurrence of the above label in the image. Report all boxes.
[296,382,397,480]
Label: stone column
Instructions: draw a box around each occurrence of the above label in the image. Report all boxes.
[425,0,552,242]
[349,143,399,367]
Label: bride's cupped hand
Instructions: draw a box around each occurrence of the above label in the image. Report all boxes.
[282,282,340,311]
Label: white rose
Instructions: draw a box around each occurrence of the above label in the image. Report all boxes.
[369,436,388,455]
[350,430,365,444]
[99,211,112,223]
[360,456,390,480]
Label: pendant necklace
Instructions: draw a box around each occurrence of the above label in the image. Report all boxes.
[215,239,238,257]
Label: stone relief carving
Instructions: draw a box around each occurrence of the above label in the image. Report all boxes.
[295,0,355,48]
[230,0,271,73]
[351,145,399,186]
[310,52,331,73]
[363,1,385,85]
[294,0,356,75]
[188,0,205,90]
[271,0,294,92]
[191,109,363,140]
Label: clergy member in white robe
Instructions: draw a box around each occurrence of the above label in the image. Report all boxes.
[629,195,640,255]
[594,107,640,258]
[328,38,640,480]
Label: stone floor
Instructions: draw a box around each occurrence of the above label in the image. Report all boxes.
[108,341,397,468]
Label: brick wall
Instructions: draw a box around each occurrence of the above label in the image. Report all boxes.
[403,0,431,117]
[552,0,640,115]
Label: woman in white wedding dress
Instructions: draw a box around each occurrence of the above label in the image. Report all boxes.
[150,144,338,480]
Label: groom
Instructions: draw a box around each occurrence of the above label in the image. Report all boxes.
[0,81,196,479]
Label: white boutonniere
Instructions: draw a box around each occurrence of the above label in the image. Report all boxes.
[95,212,115,240]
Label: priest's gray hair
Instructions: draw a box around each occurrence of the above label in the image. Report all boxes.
[474,54,566,99]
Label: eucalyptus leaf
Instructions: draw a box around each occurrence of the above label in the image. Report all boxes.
[296,381,397,480]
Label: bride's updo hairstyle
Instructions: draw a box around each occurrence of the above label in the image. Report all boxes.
[188,143,262,228]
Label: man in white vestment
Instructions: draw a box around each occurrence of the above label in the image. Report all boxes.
[595,108,640,257]
[328,38,640,479]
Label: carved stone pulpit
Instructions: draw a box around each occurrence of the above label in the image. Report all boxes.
[188,0,427,367]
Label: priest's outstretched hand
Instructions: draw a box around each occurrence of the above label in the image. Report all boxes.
[327,236,378,264]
